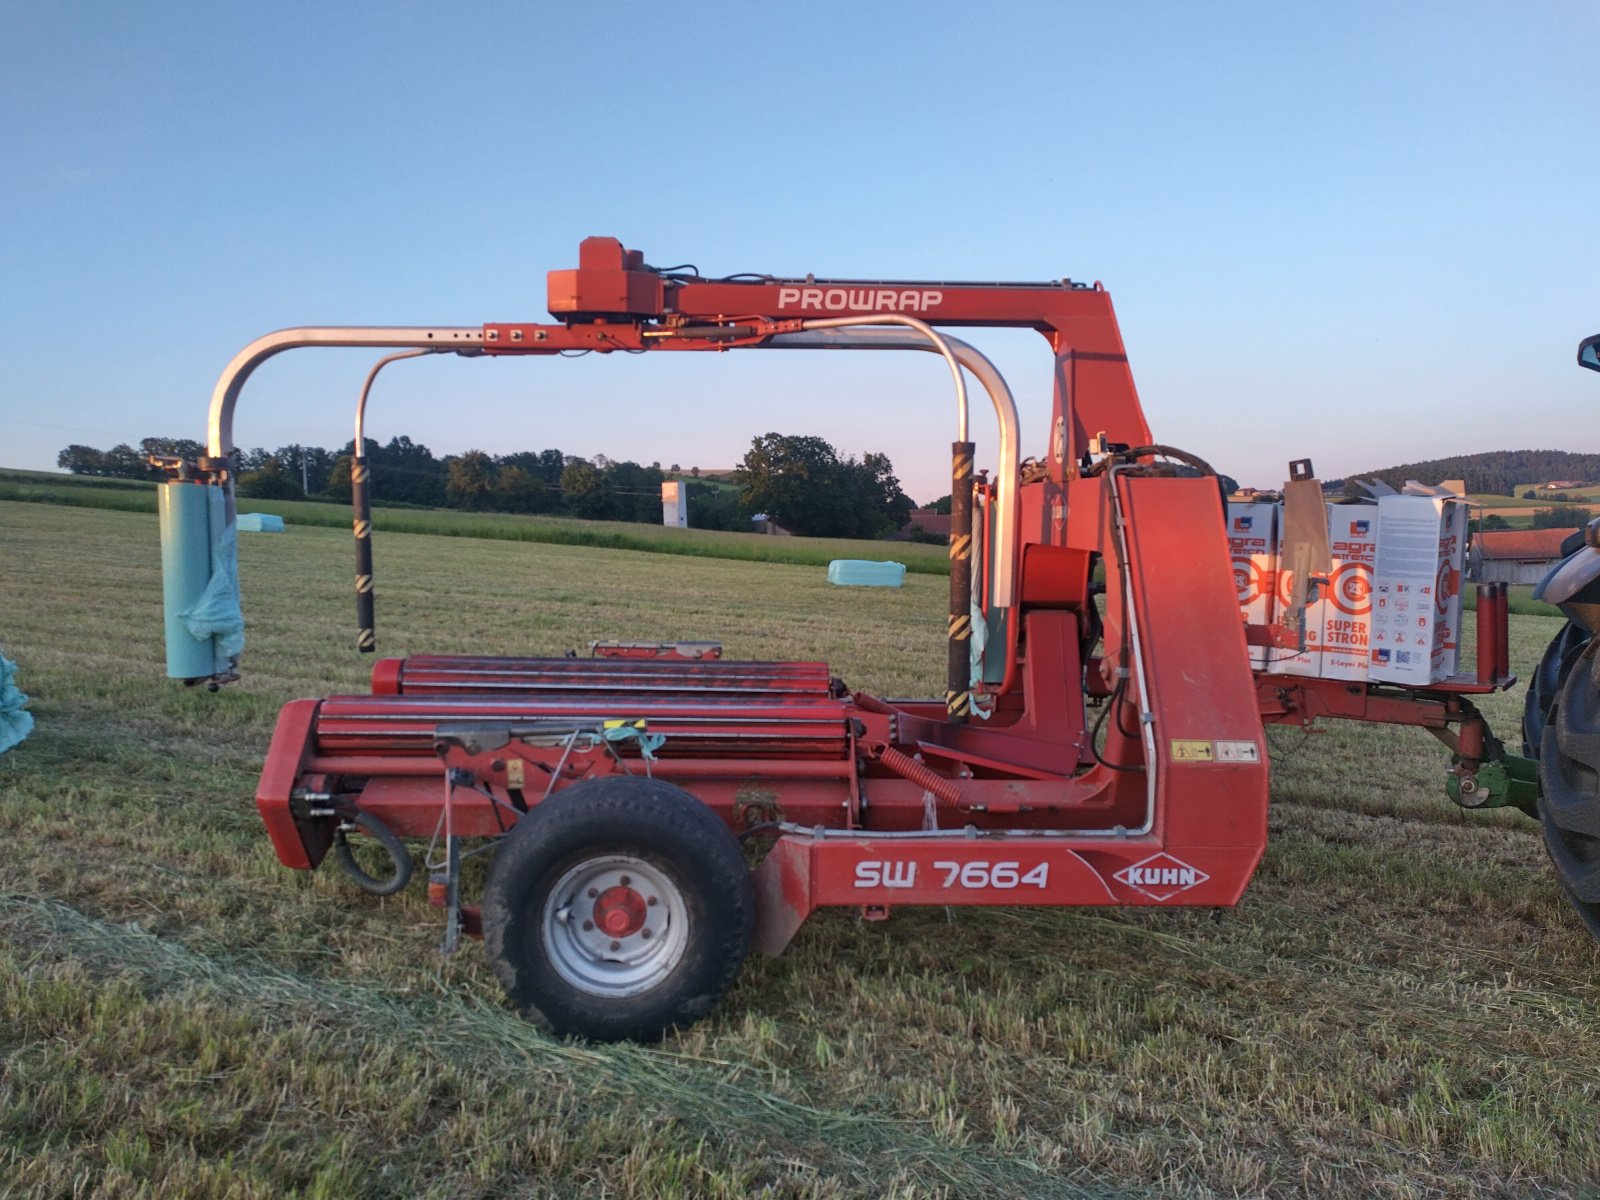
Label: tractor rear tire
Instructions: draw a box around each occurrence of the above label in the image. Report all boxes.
[482,776,754,1042]
[1523,619,1591,757]
[1538,645,1600,938]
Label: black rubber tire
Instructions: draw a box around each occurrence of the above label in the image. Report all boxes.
[332,810,413,897]
[1523,619,1591,757]
[1538,644,1600,939]
[482,776,754,1042]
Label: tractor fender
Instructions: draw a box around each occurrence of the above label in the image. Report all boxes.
[1536,546,1600,606]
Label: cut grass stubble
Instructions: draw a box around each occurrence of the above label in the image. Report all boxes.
[1,501,1598,1198]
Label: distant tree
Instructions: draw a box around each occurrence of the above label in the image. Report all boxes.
[686,480,744,531]
[140,436,206,464]
[324,454,354,498]
[494,465,540,512]
[1532,506,1591,530]
[101,443,147,479]
[927,494,952,515]
[57,445,107,475]
[859,451,914,533]
[560,458,618,520]
[446,450,498,510]
[606,460,666,523]
[1523,490,1538,500]
[377,435,447,506]
[237,456,303,500]
[739,433,912,538]
[271,443,335,494]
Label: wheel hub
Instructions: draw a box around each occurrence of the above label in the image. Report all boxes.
[593,885,647,937]
[542,855,688,997]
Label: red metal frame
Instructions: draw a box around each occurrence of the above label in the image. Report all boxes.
[251,237,1510,956]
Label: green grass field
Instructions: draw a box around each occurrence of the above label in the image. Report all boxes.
[2,502,1598,1198]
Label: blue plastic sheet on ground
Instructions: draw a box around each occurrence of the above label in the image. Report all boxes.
[0,654,34,754]
[826,559,906,587]
[181,518,245,659]
[237,513,285,533]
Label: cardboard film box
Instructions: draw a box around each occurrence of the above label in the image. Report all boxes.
[1226,502,1277,670]
[1264,501,1377,679]
[1368,493,1468,684]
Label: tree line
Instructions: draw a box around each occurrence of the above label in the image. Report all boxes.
[1341,449,1600,498]
[57,430,915,538]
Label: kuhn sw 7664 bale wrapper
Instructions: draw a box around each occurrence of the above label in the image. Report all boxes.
[153,239,1589,1040]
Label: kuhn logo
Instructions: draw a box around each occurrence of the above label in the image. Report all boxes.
[1113,853,1209,901]
[776,286,944,313]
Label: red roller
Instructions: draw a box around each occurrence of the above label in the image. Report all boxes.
[1476,585,1495,685]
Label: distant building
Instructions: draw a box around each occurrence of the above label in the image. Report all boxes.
[1470,528,1576,585]
[1545,480,1588,490]
[661,480,687,527]
[894,507,952,541]
[749,513,793,536]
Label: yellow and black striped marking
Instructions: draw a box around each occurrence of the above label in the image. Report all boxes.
[353,518,371,539]
[352,462,370,484]
[948,532,972,562]
[356,574,373,594]
[948,612,972,641]
[356,628,376,651]
[944,689,972,718]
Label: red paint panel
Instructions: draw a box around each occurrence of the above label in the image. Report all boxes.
[1118,475,1270,854]
[255,699,321,869]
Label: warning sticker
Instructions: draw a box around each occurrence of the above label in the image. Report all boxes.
[1170,740,1215,762]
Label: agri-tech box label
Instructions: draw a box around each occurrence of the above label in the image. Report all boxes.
[1227,503,1277,670]
[1318,505,1377,681]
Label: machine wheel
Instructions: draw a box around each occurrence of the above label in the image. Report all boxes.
[1538,646,1600,938]
[332,810,413,896]
[1523,619,1591,757]
[482,776,754,1042]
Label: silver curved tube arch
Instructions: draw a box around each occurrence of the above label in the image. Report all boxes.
[771,327,1019,609]
[207,326,487,459]
[204,321,1017,607]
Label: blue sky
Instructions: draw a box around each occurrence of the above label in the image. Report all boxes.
[2,1,1595,504]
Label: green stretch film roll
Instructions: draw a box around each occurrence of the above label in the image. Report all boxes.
[159,481,216,679]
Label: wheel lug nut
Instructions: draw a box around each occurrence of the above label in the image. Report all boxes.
[587,887,598,898]
[646,896,658,907]
[619,875,631,886]
[641,927,653,939]
[609,940,621,951]
[582,920,593,931]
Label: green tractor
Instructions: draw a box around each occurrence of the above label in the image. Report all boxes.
[1526,333,1600,934]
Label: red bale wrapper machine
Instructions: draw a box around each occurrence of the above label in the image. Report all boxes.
[155,238,1556,1041]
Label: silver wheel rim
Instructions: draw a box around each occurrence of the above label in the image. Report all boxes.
[541,854,689,997]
